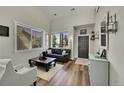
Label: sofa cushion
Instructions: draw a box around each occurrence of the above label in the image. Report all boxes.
[63,49,71,54]
[52,48,62,54]
[47,49,52,54]
[62,50,66,55]
[52,54,63,57]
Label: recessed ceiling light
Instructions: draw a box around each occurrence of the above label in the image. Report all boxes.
[53,13,57,16]
[70,8,75,11]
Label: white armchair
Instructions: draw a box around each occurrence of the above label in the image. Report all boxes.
[0,59,37,86]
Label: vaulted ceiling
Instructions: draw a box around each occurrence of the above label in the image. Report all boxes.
[40,6,96,20]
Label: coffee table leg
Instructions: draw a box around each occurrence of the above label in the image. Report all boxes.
[46,64,49,72]
[29,60,33,67]
[54,62,56,67]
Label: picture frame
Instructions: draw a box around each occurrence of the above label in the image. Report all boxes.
[15,21,43,52]
[32,29,42,49]
[0,25,9,37]
[80,29,87,35]
[15,22,32,51]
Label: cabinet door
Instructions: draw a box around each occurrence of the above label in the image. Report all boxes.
[89,60,108,86]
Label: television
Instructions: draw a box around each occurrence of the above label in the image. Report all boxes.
[0,25,9,37]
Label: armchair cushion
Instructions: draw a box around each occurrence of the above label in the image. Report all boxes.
[14,63,28,71]
[17,66,37,74]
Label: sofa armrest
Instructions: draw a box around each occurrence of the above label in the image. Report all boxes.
[0,58,11,65]
[63,53,70,60]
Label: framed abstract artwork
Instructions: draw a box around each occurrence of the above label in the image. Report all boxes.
[15,21,43,52]
[16,23,31,51]
[32,30,42,49]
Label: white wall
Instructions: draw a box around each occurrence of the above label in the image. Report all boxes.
[95,6,124,85]
[0,6,50,66]
[50,10,95,59]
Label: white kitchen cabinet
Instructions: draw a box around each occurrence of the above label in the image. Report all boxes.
[89,55,109,86]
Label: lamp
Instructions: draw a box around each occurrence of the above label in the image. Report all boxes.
[107,13,118,33]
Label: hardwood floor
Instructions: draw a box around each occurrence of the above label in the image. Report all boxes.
[36,60,90,86]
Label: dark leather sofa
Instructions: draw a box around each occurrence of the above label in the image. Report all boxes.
[43,48,71,63]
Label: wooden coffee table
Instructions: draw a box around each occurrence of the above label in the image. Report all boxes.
[29,57,56,72]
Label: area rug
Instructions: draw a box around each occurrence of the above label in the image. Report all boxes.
[75,58,89,65]
[37,64,63,81]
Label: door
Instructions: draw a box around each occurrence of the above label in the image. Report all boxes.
[78,36,89,58]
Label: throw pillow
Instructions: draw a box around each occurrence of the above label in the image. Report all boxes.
[47,49,52,54]
[62,50,66,55]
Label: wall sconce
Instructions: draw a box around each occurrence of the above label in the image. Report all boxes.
[107,13,118,33]
[90,31,95,40]
[90,31,99,40]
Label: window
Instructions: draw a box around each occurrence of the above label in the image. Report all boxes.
[62,32,68,48]
[51,32,69,48]
[101,34,106,46]
[45,32,49,48]
[52,33,60,47]
[100,20,107,48]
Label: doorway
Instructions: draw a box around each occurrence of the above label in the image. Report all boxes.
[78,35,89,58]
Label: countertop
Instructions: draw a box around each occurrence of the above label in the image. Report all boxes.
[89,54,109,63]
